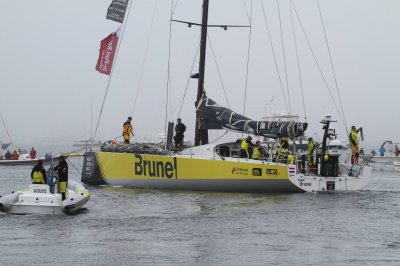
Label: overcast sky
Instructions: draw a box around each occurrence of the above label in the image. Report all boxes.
[0,0,399,151]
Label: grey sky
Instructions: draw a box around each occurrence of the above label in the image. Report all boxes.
[0,0,399,150]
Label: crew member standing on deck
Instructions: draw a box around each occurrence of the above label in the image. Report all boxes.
[54,156,68,200]
[174,118,186,147]
[277,137,290,162]
[307,137,316,168]
[241,136,254,158]
[252,141,266,160]
[349,125,362,165]
[30,147,37,159]
[122,116,134,144]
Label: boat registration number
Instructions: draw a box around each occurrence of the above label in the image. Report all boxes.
[33,188,47,194]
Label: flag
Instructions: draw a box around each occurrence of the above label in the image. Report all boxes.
[95,28,120,76]
[106,0,129,23]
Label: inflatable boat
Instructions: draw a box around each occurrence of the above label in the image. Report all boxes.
[0,180,90,215]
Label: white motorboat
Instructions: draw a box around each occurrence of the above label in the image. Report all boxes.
[363,154,400,164]
[362,141,400,164]
[0,180,90,215]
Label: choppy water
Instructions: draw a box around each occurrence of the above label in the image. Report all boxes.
[1,156,400,265]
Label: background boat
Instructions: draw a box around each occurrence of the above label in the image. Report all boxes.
[73,138,101,147]
[0,114,12,150]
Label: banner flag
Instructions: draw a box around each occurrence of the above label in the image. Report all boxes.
[95,28,121,75]
[106,0,129,23]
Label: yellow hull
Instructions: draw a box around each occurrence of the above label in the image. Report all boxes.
[82,152,301,193]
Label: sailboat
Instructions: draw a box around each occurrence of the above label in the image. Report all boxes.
[0,114,12,150]
[82,0,371,192]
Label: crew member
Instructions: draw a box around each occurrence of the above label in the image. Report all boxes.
[30,147,37,159]
[5,150,11,160]
[287,152,295,165]
[174,118,186,147]
[241,136,254,158]
[379,145,385,157]
[277,137,290,162]
[349,125,362,165]
[122,116,134,144]
[252,141,266,160]
[307,137,316,168]
[31,160,47,184]
[11,150,19,160]
[54,156,68,200]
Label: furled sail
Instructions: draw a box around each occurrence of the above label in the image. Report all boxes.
[196,95,308,139]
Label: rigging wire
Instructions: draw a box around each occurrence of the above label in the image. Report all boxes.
[91,0,135,149]
[242,0,253,116]
[176,33,201,118]
[316,0,348,133]
[210,130,230,144]
[159,0,183,125]
[289,0,307,121]
[172,0,180,15]
[276,0,292,114]
[207,33,230,109]
[131,0,159,116]
[164,0,174,148]
[66,157,82,176]
[260,0,289,113]
[242,0,251,23]
[290,0,346,128]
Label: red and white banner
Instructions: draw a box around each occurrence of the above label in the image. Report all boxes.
[95,28,120,75]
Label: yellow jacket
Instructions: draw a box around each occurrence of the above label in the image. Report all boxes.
[349,130,359,147]
[253,147,261,159]
[241,139,249,150]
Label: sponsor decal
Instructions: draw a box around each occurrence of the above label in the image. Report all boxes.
[252,168,262,176]
[134,154,177,179]
[297,178,312,186]
[231,167,249,176]
[266,168,279,176]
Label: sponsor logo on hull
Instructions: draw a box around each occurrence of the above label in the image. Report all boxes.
[134,154,177,179]
[95,152,289,181]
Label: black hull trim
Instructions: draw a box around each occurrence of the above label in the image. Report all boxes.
[81,152,106,185]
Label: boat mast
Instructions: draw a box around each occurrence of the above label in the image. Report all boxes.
[194,0,210,146]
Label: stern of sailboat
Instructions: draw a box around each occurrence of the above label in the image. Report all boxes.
[81,152,107,185]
